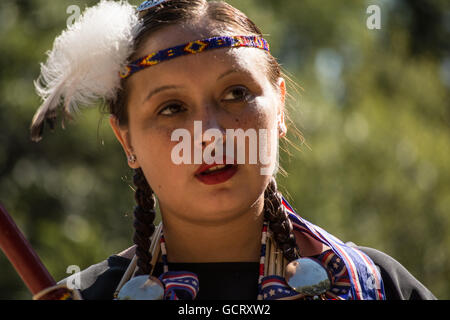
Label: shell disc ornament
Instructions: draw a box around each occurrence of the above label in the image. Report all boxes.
[116,275,164,300]
[285,258,331,297]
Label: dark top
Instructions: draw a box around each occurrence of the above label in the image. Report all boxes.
[65,246,436,300]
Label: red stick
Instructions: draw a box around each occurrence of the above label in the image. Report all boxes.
[0,203,56,295]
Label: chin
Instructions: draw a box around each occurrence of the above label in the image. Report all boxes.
[193,190,262,219]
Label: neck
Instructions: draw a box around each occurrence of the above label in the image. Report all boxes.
[160,196,265,263]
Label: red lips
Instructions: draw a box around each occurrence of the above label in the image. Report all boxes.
[194,156,238,185]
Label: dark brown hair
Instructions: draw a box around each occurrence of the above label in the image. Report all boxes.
[109,0,300,276]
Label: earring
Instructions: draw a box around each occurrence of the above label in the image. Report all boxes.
[278,123,287,137]
[277,112,287,137]
[128,154,137,164]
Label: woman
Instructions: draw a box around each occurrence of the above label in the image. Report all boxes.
[31,0,435,300]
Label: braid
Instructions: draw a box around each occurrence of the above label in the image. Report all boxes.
[264,177,300,262]
[132,168,157,276]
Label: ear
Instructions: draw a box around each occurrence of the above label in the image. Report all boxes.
[109,115,140,169]
[278,77,287,106]
[277,78,287,138]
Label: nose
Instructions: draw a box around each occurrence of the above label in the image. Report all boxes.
[194,103,227,149]
[191,102,230,164]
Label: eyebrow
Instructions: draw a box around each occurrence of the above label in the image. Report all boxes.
[143,85,182,103]
[217,69,238,81]
[143,69,243,103]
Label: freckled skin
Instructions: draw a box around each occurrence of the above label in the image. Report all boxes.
[122,25,281,223]
[110,21,287,262]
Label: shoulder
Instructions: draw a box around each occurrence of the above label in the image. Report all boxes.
[353,245,437,300]
[59,253,133,300]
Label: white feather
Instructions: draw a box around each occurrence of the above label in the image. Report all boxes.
[31,0,140,141]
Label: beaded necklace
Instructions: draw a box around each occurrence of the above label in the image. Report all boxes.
[115,221,296,300]
[115,221,344,300]
[115,198,385,300]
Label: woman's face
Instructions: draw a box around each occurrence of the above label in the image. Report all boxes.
[111,23,286,225]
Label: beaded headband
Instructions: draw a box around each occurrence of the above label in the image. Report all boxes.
[137,0,168,12]
[119,35,270,80]
[30,0,270,142]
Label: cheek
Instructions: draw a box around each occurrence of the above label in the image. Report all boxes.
[131,125,184,184]
[247,97,280,170]
[132,125,173,157]
[238,96,277,131]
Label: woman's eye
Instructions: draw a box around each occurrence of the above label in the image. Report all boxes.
[222,86,250,102]
[158,103,186,116]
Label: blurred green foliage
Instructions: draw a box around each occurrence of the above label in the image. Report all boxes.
[0,0,448,299]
